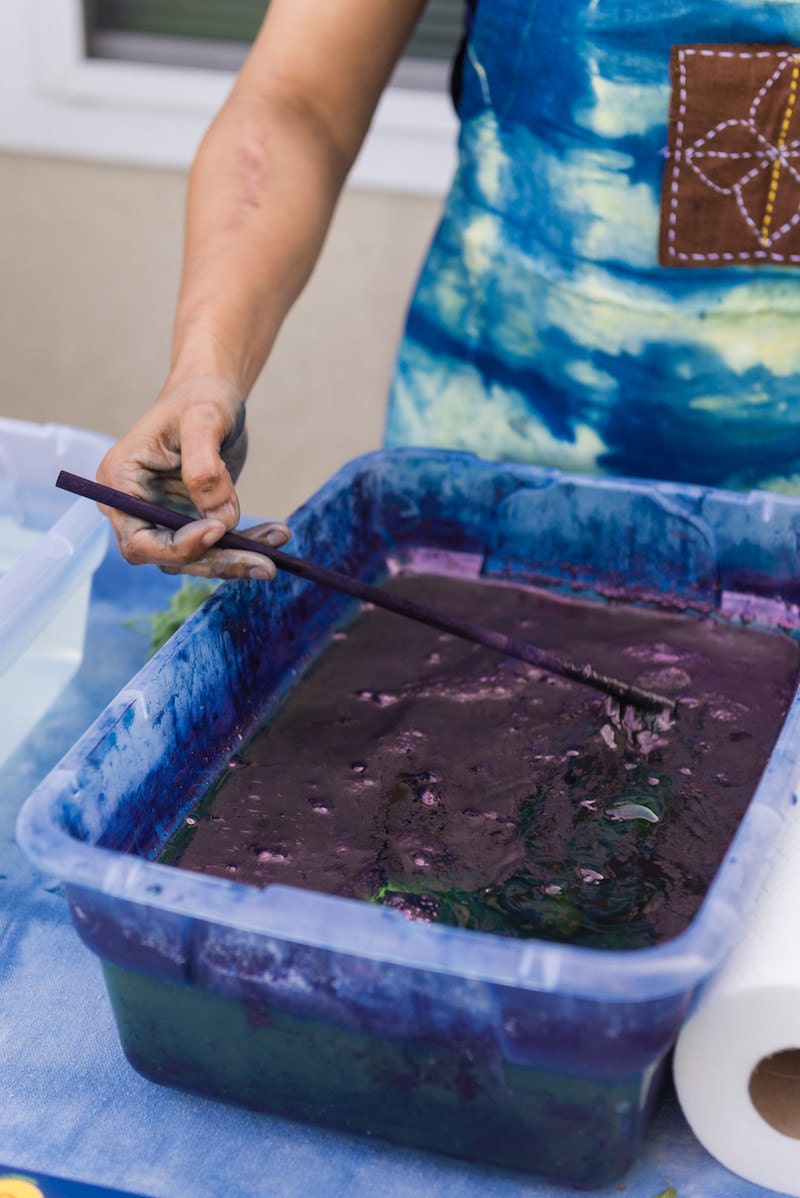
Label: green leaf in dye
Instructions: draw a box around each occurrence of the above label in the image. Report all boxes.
[124,577,219,656]
[607,801,660,823]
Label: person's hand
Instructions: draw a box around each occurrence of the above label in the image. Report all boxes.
[96,377,289,580]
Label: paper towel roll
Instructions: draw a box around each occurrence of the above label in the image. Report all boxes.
[674,804,800,1197]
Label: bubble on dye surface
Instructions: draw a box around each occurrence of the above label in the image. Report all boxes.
[185,817,197,826]
[415,673,520,703]
[392,729,427,754]
[420,788,438,806]
[355,688,398,706]
[599,724,617,749]
[708,701,749,724]
[579,868,604,884]
[257,849,290,863]
[626,641,679,662]
[652,648,681,663]
[636,729,669,755]
[544,884,563,896]
[351,761,367,773]
[524,666,548,683]
[639,666,692,692]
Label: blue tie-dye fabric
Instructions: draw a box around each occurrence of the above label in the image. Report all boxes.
[385,1,800,492]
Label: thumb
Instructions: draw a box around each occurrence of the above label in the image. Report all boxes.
[178,401,242,529]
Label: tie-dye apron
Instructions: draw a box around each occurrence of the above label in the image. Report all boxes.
[385,1,800,492]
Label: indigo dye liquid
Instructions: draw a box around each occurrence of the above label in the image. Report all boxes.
[161,574,800,950]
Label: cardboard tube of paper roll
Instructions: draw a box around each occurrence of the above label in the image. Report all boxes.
[673,806,800,1196]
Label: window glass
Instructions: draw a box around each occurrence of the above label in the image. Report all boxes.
[86,0,465,83]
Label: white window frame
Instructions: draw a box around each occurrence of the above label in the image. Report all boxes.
[0,0,458,195]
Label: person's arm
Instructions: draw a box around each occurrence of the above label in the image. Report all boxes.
[98,0,429,579]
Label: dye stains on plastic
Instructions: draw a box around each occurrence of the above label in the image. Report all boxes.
[161,573,800,951]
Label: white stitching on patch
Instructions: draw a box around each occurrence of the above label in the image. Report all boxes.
[666,47,800,263]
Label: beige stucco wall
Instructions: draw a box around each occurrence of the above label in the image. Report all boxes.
[0,152,441,518]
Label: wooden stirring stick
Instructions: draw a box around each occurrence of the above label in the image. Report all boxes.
[56,470,676,714]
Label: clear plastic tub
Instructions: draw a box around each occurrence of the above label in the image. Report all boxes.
[0,417,111,766]
[16,448,800,1187]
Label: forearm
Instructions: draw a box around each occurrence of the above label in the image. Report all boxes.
[168,89,351,397]
[98,0,429,579]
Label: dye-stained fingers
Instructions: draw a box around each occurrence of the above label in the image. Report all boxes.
[157,518,292,581]
[93,455,236,577]
[96,389,273,578]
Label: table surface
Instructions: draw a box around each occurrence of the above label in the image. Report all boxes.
[0,545,786,1198]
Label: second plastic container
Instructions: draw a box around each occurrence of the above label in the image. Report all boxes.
[0,417,111,766]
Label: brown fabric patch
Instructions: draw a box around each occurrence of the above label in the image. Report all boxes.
[660,45,800,267]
